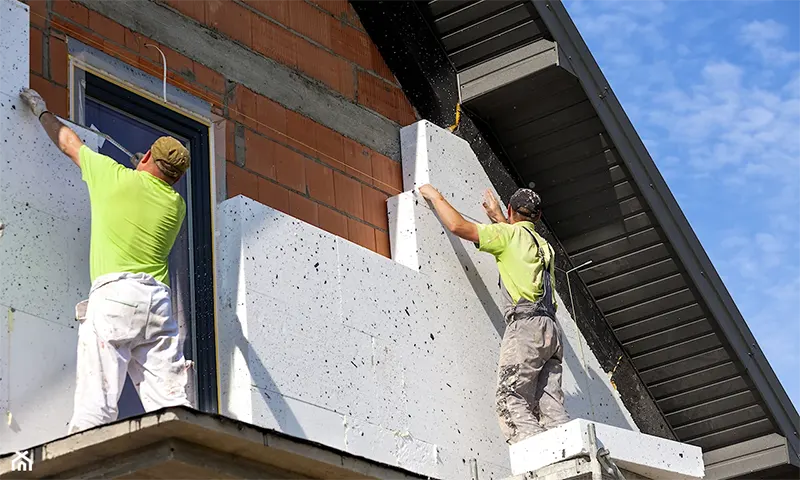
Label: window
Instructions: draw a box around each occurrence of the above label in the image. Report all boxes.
[71,68,217,414]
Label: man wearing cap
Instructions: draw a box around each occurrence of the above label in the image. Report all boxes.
[19,88,192,433]
[418,183,569,444]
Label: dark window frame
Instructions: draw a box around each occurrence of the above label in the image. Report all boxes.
[84,72,218,413]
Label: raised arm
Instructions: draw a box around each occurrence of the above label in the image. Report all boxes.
[418,184,479,243]
[20,88,84,167]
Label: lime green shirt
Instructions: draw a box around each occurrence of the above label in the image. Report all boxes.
[477,221,557,308]
[80,146,186,285]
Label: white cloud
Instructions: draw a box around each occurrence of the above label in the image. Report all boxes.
[740,19,800,65]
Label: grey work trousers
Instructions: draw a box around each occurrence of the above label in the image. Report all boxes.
[495,312,570,444]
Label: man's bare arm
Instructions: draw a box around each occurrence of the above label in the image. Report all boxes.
[418,184,480,243]
[20,88,84,167]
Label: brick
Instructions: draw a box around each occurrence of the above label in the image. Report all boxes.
[245,130,276,179]
[89,10,125,45]
[348,219,375,252]
[312,0,348,19]
[304,158,335,206]
[375,230,391,258]
[274,143,306,192]
[226,163,259,200]
[206,0,252,47]
[333,171,363,219]
[29,75,68,118]
[331,21,371,70]
[362,186,389,231]
[289,192,319,226]
[357,71,406,123]
[397,96,417,125]
[315,126,343,168]
[256,95,287,137]
[193,62,225,93]
[27,0,47,28]
[252,15,296,68]
[296,39,355,99]
[49,36,68,85]
[244,0,289,24]
[318,205,348,238]
[233,84,258,130]
[286,110,317,157]
[370,43,395,82]
[371,152,403,194]
[289,1,332,48]
[30,28,43,75]
[226,121,236,162]
[258,177,289,213]
[52,1,89,26]
[124,28,141,53]
[165,0,206,24]
[343,138,372,184]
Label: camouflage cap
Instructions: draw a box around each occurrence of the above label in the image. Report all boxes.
[151,136,190,179]
[509,188,542,218]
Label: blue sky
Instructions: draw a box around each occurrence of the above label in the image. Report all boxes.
[564,0,800,409]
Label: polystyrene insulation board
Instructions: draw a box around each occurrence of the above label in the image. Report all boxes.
[0,0,102,453]
[509,419,704,479]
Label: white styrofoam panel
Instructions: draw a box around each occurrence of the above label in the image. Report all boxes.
[0,97,96,226]
[509,419,704,479]
[0,200,89,326]
[0,0,28,97]
[400,120,500,222]
[238,198,341,322]
[247,385,348,452]
[0,308,77,453]
[242,289,375,418]
[345,417,438,478]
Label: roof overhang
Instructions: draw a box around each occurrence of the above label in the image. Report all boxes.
[0,408,424,479]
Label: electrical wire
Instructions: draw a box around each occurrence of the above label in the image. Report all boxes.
[30,11,404,195]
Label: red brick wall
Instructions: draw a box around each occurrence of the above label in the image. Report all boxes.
[22,0,414,257]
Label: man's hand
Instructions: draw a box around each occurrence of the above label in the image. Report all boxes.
[482,189,507,223]
[20,88,47,118]
[418,184,441,201]
[417,183,479,243]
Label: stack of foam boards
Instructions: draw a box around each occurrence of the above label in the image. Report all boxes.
[216,120,641,479]
[509,419,703,479]
[0,0,99,453]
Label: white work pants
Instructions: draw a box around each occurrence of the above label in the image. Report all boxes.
[68,272,191,434]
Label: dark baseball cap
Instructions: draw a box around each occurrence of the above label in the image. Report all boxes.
[509,188,542,218]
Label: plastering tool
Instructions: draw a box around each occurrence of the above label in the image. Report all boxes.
[57,117,135,160]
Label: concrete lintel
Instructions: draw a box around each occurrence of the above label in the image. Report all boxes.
[703,433,794,480]
[459,39,560,103]
[71,0,401,160]
[508,419,704,479]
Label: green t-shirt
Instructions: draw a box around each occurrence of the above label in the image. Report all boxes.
[477,221,557,308]
[80,146,186,286]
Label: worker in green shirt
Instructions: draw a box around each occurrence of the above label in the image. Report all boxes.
[419,184,569,444]
[20,88,192,434]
